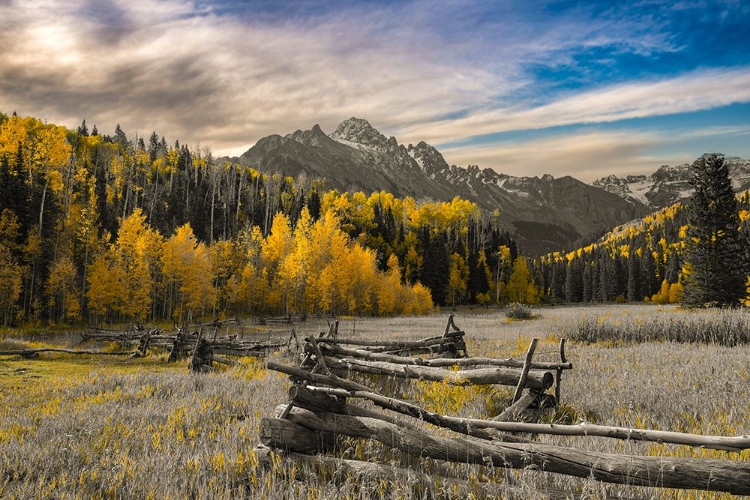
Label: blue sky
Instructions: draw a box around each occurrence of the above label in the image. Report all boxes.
[1,0,749,181]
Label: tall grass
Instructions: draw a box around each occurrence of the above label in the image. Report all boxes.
[565,307,750,346]
[1,305,749,499]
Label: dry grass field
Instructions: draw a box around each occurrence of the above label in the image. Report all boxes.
[1,304,749,499]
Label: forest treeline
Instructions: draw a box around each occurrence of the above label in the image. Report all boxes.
[0,113,531,326]
[4,112,747,326]
[534,195,750,306]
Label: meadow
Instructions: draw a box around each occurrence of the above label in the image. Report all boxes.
[1,304,749,499]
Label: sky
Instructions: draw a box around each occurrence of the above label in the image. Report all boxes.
[1,0,749,182]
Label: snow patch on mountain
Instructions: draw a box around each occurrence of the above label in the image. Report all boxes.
[592,156,750,210]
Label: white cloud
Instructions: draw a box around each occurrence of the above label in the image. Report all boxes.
[398,66,750,144]
[0,0,500,150]
[439,125,750,182]
[0,0,748,177]
[439,130,665,182]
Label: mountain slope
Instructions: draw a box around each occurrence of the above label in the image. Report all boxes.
[238,118,650,255]
[592,156,750,210]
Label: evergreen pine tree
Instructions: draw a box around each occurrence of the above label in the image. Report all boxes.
[466,245,489,303]
[550,260,565,300]
[664,253,680,284]
[683,154,746,307]
[0,154,10,214]
[640,249,658,299]
[419,230,449,305]
[564,259,583,302]
[627,247,641,302]
[582,260,592,302]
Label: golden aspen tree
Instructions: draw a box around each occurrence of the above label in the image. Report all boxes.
[403,283,433,315]
[350,191,375,233]
[28,124,71,236]
[210,239,241,316]
[277,208,313,314]
[668,282,684,303]
[0,210,23,325]
[0,114,27,158]
[181,239,215,321]
[0,246,23,325]
[46,255,81,323]
[162,224,216,323]
[375,254,401,315]
[345,244,378,314]
[86,253,127,323]
[305,213,349,313]
[506,256,532,303]
[114,209,162,321]
[524,279,541,305]
[448,252,468,306]
[260,212,294,312]
[230,225,267,313]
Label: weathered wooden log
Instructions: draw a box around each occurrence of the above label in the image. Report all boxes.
[281,387,441,434]
[288,385,348,414]
[555,338,566,404]
[266,361,378,393]
[317,343,572,370]
[292,387,529,443]
[306,336,332,375]
[494,389,540,422]
[189,329,213,373]
[282,407,750,495]
[260,417,336,453]
[293,386,750,452]
[254,445,617,500]
[512,338,538,403]
[130,330,152,358]
[325,335,463,350]
[321,356,554,389]
[211,355,237,366]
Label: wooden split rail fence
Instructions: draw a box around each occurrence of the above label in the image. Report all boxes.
[260,314,750,496]
[1,319,295,371]
[85,319,297,371]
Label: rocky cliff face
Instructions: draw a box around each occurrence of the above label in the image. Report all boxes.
[592,156,750,210]
[238,117,650,255]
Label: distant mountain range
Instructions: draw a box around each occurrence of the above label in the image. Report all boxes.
[591,156,750,210]
[231,117,747,255]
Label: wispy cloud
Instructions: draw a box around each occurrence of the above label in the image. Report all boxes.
[440,130,665,182]
[399,66,750,145]
[440,123,750,182]
[0,0,499,151]
[0,0,748,174]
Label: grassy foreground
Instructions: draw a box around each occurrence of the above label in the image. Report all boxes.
[1,305,749,499]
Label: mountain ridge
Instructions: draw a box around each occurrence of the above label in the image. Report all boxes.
[234,117,650,255]
[591,156,750,210]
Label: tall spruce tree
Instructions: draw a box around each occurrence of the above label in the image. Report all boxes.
[682,154,746,307]
[419,229,449,305]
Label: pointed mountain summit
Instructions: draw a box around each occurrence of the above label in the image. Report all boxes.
[237,118,649,255]
[331,117,396,149]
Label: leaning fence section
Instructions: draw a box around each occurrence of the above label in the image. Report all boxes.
[259,314,750,497]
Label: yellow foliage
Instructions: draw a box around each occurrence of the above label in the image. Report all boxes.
[651,280,670,305]
[0,114,28,158]
[668,282,683,303]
